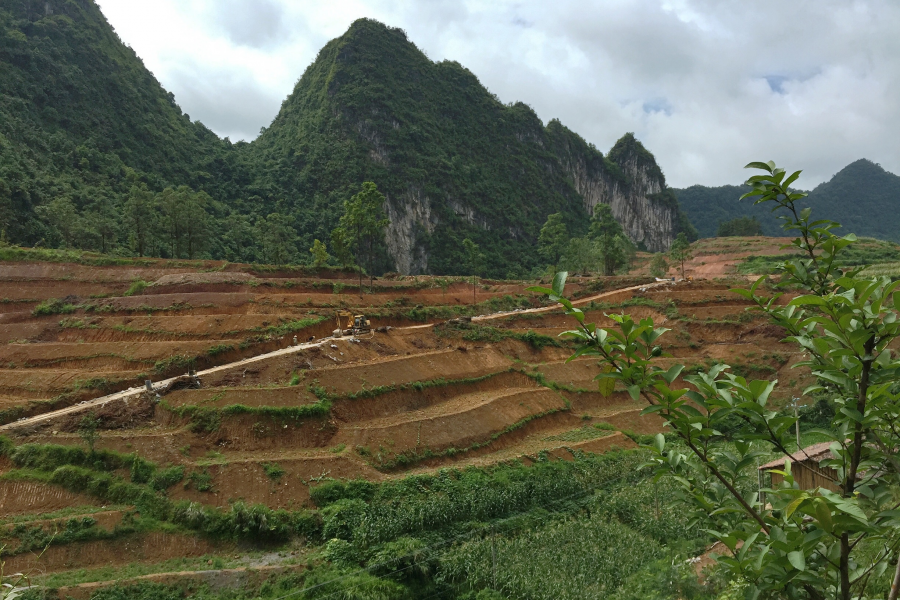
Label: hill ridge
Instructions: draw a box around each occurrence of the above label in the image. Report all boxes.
[674,158,900,239]
[1,7,693,275]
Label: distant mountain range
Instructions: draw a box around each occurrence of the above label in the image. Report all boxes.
[674,159,900,240]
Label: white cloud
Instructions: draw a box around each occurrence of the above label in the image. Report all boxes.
[95,0,900,187]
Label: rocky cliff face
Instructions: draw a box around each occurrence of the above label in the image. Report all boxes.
[375,130,678,271]
[383,187,434,275]
[548,128,677,253]
[252,19,692,276]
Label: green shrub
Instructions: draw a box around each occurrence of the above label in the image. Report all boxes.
[206,343,234,357]
[123,280,148,297]
[169,500,320,543]
[262,462,285,481]
[150,465,185,490]
[0,435,15,457]
[129,456,155,484]
[310,478,378,506]
[153,355,194,375]
[166,401,331,432]
[186,469,213,492]
[11,443,129,472]
[32,298,77,316]
[186,407,221,432]
[80,582,183,600]
[519,329,558,349]
[321,498,368,541]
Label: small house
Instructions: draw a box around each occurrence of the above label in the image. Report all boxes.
[758,442,841,492]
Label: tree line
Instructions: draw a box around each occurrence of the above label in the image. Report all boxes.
[535,204,694,280]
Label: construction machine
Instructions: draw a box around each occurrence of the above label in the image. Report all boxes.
[334,310,372,336]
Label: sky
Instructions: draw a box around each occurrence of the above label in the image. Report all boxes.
[95,0,900,188]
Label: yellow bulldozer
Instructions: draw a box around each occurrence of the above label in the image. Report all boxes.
[334,310,372,337]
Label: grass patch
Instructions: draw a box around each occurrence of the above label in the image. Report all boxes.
[153,354,195,375]
[252,315,328,338]
[206,343,235,357]
[738,238,900,275]
[32,298,77,316]
[186,469,214,492]
[342,371,508,401]
[0,246,157,267]
[0,513,136,558]
[163,399,331,433]
[544,423,616,443]
[34,554,241,587]
[123,280,149,296]
[262,463,285,481]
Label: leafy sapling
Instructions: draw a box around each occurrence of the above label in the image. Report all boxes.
[531,161,900,600]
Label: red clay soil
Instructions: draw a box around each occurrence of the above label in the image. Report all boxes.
[3,531,223,575]
[0,480,95,515]
[332,387,567,454]
[0,252,815,579]
[677,236,796,279]
[170,454,385,508]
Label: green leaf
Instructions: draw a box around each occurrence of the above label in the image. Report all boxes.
[745,161,774,172]
[551,271,568,297]
[754,545,769,571]
[662,364,684,385]
[626,385,641,401]
[597,365,616,397]
[789,295,827,306]
[787,551,806,571]
[815,500,832,532]
[784,495,806,519]
[782,170,802,188]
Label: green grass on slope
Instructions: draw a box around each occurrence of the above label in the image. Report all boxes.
[737,237,900,275]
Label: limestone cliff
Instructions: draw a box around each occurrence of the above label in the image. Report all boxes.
[545,126,681,253]
[251,19,696,276]
[373,130,683,270]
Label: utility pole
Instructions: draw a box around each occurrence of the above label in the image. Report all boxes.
[793,397,801,450]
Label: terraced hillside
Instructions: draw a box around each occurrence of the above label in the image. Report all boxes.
[0,245,810,595]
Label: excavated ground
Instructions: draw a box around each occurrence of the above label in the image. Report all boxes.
[0,245,809,591]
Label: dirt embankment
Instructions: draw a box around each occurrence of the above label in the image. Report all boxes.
[0,254,806,580]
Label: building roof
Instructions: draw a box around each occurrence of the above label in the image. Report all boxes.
[758,442,836,471]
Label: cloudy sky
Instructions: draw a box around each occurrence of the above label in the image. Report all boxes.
[95,0,900,188]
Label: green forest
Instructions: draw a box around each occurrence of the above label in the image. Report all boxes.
[674,159,900,239]
[0,2,695,278]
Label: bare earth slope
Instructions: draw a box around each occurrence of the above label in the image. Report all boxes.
[0,247,804,591]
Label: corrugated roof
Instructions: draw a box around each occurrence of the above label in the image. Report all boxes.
[758,441,836,470]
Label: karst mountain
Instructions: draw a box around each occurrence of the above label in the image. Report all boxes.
[0,0,695,275]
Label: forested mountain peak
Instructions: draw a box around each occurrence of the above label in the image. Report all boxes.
[1,4,693,275]
[816,158,898,194]
[674,158,900,240]
[0,0,226,245]
[249,18,694,274]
